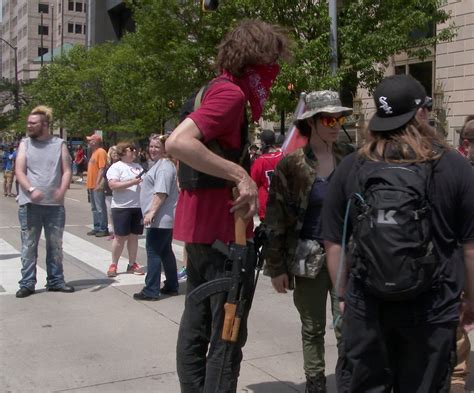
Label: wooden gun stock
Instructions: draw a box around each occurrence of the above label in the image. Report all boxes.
[221,188,248,342]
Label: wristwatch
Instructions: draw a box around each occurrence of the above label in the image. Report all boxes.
[27,186,36,194]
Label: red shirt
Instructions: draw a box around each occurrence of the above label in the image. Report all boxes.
[251,150,283,219]
[173,77,254,244]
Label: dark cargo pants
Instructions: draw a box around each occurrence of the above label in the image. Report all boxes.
[337,278,457,393]
[176,242,256,393]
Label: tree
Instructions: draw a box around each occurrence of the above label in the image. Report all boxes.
[24,0,456,137]
[129,0,455,114]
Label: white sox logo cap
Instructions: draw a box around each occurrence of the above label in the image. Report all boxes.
[369,74,427,132]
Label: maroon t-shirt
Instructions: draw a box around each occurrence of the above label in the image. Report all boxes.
[173,77,254,244]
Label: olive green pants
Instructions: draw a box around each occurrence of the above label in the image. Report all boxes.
[293,267,342,378]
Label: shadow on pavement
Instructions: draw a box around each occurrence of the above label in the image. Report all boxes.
[246,381,304,393]
[245,373,336,393]
[66,278,116,292]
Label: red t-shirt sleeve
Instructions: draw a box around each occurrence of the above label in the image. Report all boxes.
[188,83,246,149]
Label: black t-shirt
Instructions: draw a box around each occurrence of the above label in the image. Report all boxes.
[322,149,474,322]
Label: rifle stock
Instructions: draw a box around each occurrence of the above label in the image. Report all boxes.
[221,189,248,342]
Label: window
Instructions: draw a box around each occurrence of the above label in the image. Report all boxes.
[68,23,74,33]
[75,2,82,12]
[409,62,433,97]
[75,24,82,34]
[83,2,86,13]
[68,1,74,11]
[38,3,49,14]
[83,24,87,34]
[38,47,48,57]
[58,25,61,35]
[38,25,49,35]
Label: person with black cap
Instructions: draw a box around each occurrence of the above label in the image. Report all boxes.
[250,129,283,221]
[322,74,474,392]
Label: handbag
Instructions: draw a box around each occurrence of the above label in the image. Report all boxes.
[289,238,325,278]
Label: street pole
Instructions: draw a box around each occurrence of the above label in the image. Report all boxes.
[0,38,20,115]
[329,0,338,75]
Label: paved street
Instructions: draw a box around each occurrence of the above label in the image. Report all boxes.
[1,176,473,393]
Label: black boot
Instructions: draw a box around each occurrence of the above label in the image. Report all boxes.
[305,374,327,393]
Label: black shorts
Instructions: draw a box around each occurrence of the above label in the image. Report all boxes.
[111,208,144,236]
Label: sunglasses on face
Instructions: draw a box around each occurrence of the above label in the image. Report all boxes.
[320,115,346,128]
[421,96,433,112]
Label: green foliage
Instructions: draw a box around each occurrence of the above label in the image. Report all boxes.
[19,0,455,138]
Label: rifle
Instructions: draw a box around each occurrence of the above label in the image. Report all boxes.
[186,198,265,342]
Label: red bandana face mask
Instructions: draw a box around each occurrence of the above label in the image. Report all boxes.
[242,64,280,121]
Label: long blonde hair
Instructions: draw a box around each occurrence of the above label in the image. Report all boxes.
[359,116,448,163]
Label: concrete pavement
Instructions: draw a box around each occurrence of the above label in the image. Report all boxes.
[0,175,473,393]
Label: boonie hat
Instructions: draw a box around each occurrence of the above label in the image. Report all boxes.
[86,134,102,143]
[296,90,353,122]
[369,74,427,132]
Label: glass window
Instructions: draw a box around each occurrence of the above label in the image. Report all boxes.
[38,47,48,56]
[68,1,74,11]
[75,2,82,12]
[38,3,49,13]
[68,23,74,33]
[38,25,49,35]
[409,61,433,97]
[75,24,82,34]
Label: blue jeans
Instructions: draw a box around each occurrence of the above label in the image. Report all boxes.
[90,189,108,232]
[143,228,178,298]
[18,204,66,290]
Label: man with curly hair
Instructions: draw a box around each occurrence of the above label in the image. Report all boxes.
[167,19,290,392]
[14,106,74,298]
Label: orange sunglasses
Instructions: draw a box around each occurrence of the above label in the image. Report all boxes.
[320,115,346,128]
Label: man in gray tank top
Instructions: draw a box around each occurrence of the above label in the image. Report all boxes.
[14,105,75,298]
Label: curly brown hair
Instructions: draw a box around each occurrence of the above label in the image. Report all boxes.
[359,116,448,163]
[216,19,291,77]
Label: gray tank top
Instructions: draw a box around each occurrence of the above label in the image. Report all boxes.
[18,136,64,206]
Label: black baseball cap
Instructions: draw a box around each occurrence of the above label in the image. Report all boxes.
[260,129,276,146]
[369,74,427,132]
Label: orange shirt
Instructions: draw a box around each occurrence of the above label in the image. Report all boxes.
[86,147,108,189]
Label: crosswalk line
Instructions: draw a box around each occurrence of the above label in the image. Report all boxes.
[0,239,47,295]
[85,224,185,263]
[59,231,147,286]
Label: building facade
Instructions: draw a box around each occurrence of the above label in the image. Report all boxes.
[357,0,474,146]
[1,0,87,81]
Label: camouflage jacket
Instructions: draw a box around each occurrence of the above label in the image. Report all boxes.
[263,142,354,279]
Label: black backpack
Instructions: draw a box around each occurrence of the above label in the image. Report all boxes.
[177,77,250,190]
[350,159,440,301]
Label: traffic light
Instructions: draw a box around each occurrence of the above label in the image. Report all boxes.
[201,0,219,11]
